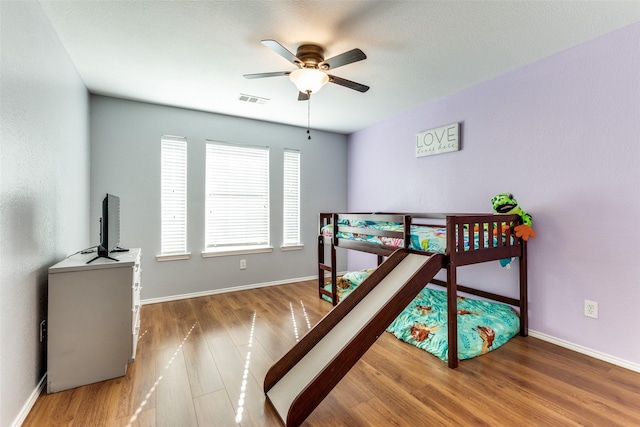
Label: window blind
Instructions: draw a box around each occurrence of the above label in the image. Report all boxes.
[283,149,300,246]
[205,141,270,248]
[160,136,187,254]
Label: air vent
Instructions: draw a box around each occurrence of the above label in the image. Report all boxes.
[238,94,269,104]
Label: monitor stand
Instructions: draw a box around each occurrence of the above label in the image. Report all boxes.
[86,246,119,264]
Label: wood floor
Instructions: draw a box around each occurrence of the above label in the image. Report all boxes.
[24,279,640,426]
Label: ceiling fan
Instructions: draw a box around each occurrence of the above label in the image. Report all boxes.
[244,39,370,101]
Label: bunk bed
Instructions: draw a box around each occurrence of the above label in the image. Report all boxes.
[317,212,528,368]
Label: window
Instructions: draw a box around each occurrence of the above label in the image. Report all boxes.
[159,136,188,259]
[204,141,270,255]
[283,149,302,249]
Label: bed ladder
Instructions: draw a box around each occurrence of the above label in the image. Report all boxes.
[317,213,338,305]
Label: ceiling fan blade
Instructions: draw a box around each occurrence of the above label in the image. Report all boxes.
[328,75,370,93]
[320,48,366,70]
[298,91,310,101]
[261,39,303,66]
[244,71,291,79]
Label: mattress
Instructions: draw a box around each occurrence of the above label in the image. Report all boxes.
[321,219,508,253]
[322,269,520,361]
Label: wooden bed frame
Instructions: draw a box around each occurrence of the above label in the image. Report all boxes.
[317,212,528,368]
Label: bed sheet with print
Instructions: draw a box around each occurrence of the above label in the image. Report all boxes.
[322,269,519,362]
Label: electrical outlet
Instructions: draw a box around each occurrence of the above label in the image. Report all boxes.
[40,320,46,342]
[240,259,246,270]
[584,300,598,319]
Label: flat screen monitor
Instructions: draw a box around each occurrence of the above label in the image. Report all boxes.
[101,193,120,254]
[87,193,122,263]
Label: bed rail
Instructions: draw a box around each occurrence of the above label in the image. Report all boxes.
[446,214,523,266]
[322,212,524,262]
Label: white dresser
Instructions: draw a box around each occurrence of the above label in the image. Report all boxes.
[47,248,141,393]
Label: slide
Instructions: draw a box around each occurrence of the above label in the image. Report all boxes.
[264,249,445,427]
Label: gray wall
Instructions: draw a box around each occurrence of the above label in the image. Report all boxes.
[90,96,348,300]
[0,2,90,425]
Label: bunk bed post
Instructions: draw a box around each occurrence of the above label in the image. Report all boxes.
[519,239,528,336]
[447,264,458,369]
[318,233,324,300]
[446,216,459,369]
[331,242,338,306]
[403,215,411,250]
[331,214,339,306]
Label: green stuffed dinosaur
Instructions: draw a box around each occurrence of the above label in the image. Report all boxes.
[491,193,536,241]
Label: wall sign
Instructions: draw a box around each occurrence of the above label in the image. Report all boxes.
[415,122,460,157]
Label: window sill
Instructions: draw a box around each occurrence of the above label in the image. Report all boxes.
[201,246,273,258]
[281,244,304,251]
[156,253,192,262]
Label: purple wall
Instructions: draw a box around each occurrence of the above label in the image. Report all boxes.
[347,23,640,365]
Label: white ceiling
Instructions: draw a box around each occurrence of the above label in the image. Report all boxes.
[40,1,640,134]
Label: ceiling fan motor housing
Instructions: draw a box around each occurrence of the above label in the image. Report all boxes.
[295,44,326,69]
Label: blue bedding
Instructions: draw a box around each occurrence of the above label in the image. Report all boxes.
[322,269,520,361]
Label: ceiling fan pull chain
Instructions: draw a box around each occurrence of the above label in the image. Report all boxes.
[307,91,311,140]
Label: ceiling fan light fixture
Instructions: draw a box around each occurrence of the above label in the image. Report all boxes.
[289,68,329,94]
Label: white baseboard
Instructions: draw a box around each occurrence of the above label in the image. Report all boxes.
[12,373,46,427]
[141,275,317,305]
[528,329,640,373]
